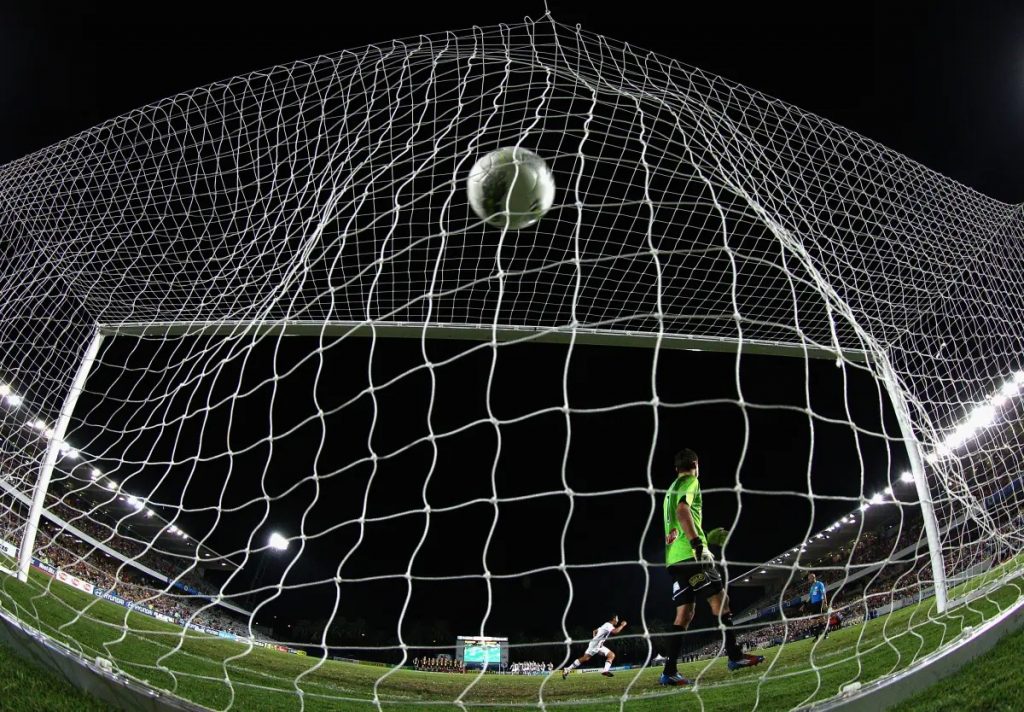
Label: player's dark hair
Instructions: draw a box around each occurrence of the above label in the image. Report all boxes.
[674,448,698,471]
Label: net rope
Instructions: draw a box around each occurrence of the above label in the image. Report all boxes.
[0,12,1022,711]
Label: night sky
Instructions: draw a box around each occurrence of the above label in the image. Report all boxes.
[2,1,1021,658]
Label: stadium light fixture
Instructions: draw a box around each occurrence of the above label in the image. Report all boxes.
[760,569,767,573]
[870,492,883,504]
[91,468,101,479]
[1000,380,1020,398]
[884,485,893,495]
[744,577,750,582]
[145,509,154,518]
[66,449,79,459]
[31,419,45,430]
[944,425,974,450]
[268,532,289,551]
[43,427,55,439]
[105,480,117,490]
[991,393,1009,408]
[0,383,9,396]
[1014,371,1024,385]
[4,393,22,408]
[900,471,914,483]
[967,404,996,430]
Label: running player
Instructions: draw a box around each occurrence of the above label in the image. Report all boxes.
[562,615,628,678]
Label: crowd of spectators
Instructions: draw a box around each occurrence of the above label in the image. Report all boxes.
[1,498,259,640]
[32,519,254,635]
[44,490,213,595]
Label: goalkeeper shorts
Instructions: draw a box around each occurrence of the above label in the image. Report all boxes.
[668,560,723,605]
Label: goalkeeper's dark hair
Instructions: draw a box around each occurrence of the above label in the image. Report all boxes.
[674,448,699,471]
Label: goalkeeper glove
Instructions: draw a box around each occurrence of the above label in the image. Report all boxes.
[706,527,728,547]
[690,537,714,562]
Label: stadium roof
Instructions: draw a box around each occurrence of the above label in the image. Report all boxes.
[57,468,240,572]
[729,497,921,591]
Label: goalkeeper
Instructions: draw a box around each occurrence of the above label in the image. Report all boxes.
[659,448,764,686]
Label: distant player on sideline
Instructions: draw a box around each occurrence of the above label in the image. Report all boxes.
[562,615,628,678]
[659,448,764,686]
[806,573,829,639]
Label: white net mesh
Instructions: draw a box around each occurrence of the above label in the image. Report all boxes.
[0,13,1022,711]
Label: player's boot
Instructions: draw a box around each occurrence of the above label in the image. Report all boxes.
[727,654,765,671]
[561,669,569,680]
[658,672,692,686]
[601,671,614,677]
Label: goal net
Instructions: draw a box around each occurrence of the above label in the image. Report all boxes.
[0,13,1022,711]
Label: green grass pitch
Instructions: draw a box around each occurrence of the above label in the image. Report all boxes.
[0,556,1021,711]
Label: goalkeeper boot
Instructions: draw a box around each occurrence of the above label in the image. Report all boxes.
[601,671,614,677]
[561,669,569,680]
[727,654,765,671]
[658,673,692,686]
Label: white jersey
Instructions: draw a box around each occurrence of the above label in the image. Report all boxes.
[588,622,615,649]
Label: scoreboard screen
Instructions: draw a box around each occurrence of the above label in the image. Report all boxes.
[456,636,508,667]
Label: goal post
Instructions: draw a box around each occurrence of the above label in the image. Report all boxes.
[877,353,949,613]
[16,329,105,583]
[95,320,872,362]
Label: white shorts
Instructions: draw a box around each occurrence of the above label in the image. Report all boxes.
[585,644,611,657]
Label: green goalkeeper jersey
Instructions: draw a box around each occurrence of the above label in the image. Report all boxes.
[664,474,708,565]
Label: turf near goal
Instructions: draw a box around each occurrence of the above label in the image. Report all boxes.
[0,12,1022,712]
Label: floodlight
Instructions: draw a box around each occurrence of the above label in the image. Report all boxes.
[1001,380,1019,398]
[900,471,914,483]
[870,492,883,504]
[5,394,22,407]
[268,532,289,551]
[0,383,9,396]
[967,404,995,430]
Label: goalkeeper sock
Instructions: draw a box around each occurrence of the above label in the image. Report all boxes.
[721,613,743,662]
[603,660,612,672]
[663,624,687,675]
[568,659,581,670]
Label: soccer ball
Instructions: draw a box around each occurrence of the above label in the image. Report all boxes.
[467,147,555,229]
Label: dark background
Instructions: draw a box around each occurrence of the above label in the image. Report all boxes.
[2,1,1018,660]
